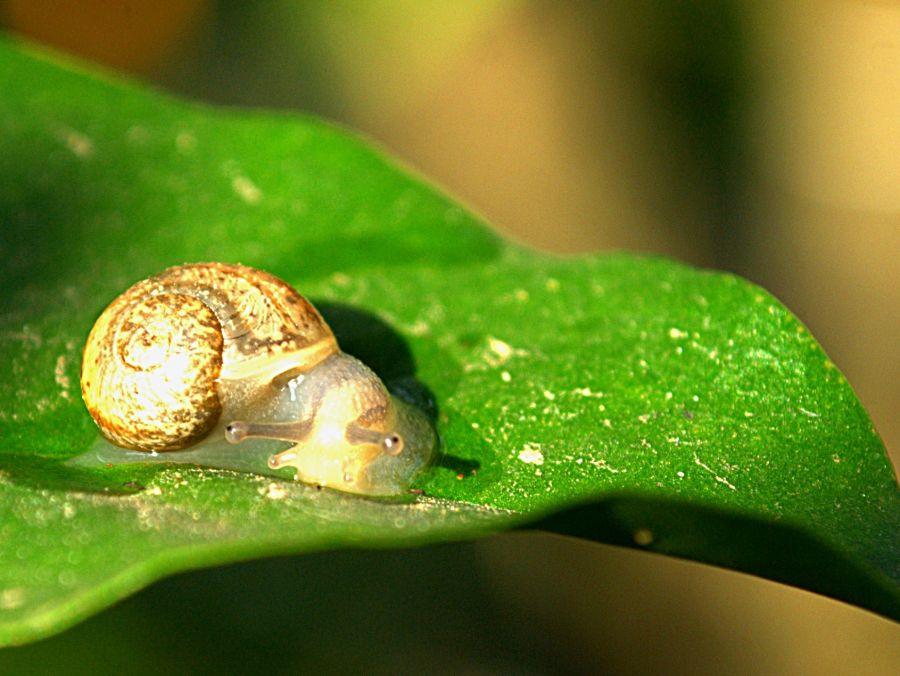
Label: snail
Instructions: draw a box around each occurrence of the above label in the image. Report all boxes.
[76,262,436,496]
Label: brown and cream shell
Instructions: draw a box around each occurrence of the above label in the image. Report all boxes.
[81,262,337,451]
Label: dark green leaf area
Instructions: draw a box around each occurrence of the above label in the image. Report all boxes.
[0,459,515,647]
[0,36,897,646]
[0,36,500,298]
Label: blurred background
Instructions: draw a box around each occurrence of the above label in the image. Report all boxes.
[1,1,897,673]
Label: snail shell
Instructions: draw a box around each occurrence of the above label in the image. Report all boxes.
[79,263,435,495]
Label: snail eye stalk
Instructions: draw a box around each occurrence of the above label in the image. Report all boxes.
[225,419,312,444]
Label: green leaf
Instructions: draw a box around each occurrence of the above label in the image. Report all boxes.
[0,36,897,646]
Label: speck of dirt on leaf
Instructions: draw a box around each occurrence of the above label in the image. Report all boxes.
[589,458,624,473]
[54,354,71,399]
[466,337,528,373]
[693,453,736,491]
[501,370,512,382]
[57,127,94,158]
[176,130,197,153]
[261,482,288,500]
[0,587,26,610]
[406,320,430,336]
[517,443,544,466]
[57,570,77,587]
[633,528,654,546]
[330,272,351,287]
[126,125,149,143]
[488,336,513,363]
[231,175,262,204]
[6,326,43,349]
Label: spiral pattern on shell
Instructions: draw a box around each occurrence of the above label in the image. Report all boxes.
[80,263,337,452]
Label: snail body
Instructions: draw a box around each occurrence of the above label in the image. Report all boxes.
[78,263,435,495]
